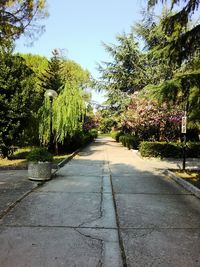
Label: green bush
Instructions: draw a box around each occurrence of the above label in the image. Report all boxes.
[186,142,200,158]
[89,129,98,139]
[111,131,123,142]
[139,142,182,158]
[119,135,125,146]
[26,147,53,162]
[79,130,98,147]
[119,135,140,149]
[8,147,32,159]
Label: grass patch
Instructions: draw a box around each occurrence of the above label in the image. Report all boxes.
[9,147,32,159]
[1,150,71,168]
[174,170,200,189]
[0,158,27,167]
[99,133,111,137]
[53,153,71,165]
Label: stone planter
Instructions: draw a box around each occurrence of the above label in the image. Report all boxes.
[28,162,52,181]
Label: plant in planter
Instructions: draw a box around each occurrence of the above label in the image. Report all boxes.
[27,147,53,181]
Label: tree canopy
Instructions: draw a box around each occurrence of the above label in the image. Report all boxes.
[147,0,200,64]
[38,50,91,148]
[0,0,48,45]
[0,49,36,157]
[97,8,200,138]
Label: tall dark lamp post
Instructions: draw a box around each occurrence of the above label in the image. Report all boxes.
[45,89,58,153]
[181,102,188,170]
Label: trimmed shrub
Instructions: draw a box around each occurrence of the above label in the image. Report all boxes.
[111,131,123,142]
[139,142,200,158]
[119,135,140,150]
[89,129,98,139]
[139,142,182,158]
[186,142,200,158]
[119,135,126,146]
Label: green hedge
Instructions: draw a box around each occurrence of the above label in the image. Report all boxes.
[186,142,200,158]
[139,141,200,158]
[89,129,98,139]
[111,131,124,142]
[81,130,98,146]
[119,135,140,149]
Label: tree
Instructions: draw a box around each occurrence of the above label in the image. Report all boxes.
[39,82,86,145]
[0,48,36,157]
[40,49,64,94]
[133,10,174,84]
[122,92,183,141]
[18,53,48,145]
[97,9,199,137]
[62,59,91,88]
[133,10,200,131]
[98,33,143,94]
[39,50,91,152]
[0,0,48,45]
[147,0,200,64]
[97,32,144,122]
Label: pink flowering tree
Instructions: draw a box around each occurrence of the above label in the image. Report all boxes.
[83,114,100,132]
[121,95,183,141]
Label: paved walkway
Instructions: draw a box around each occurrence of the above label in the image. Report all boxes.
[0,137,200,266]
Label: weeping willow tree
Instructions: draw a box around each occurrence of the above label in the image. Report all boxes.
[53,82,86,142]
[39,82,86,145]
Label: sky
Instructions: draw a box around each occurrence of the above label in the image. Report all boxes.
[15,0,150,103]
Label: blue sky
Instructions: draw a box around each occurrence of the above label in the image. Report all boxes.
[15,0,150,103]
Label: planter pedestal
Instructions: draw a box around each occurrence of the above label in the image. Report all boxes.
[28,162,52,181]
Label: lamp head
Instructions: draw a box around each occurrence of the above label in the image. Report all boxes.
[45,89,58,98]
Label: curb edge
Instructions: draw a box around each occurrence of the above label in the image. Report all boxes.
[164,169,200,199]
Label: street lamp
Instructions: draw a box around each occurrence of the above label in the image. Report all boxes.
[181,99,189,170]
[45,89,58,153]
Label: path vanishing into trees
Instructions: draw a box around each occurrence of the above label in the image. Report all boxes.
[0,137,200,266]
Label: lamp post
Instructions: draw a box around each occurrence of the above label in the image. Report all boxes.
[45,89,58,153]
[181,101,188,170]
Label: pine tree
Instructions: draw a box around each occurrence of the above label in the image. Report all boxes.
[147,0,200,64]
[40,49,64,93]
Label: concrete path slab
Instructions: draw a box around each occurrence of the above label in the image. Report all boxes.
[112,174,190,194]
[38,175,102,193]
[1,191,101,227]
[121,228,200,267]
[0,226,102,267]
[0,137,200,266]
[59,163,103,176]
[116,194,200,228]
[0,170,38,216]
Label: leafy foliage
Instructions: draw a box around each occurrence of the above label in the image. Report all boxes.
[119,135,140,149]
[139,141,182,158]
[18,53,48,145]
[26,147,53,162]
[139,140,200,158]
[39,50,91,147]
[98,9,199,141]
[40,49,64,93]
[147,0,200,64]
[122,93,183,141]
[0,48,36,157]
[0,0,48,45]
[53,82,86,142]
[111,131,123,142]
[97,33,144,115]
